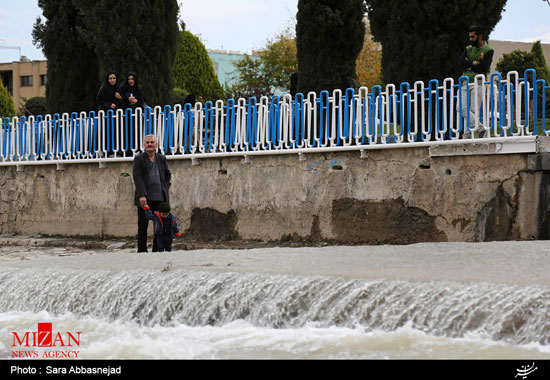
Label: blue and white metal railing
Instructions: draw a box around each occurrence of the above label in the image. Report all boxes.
[1,69,548,166]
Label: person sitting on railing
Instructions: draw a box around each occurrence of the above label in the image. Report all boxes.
[96,71,123,111]
[121,71,145,111]
[458,25,494,139]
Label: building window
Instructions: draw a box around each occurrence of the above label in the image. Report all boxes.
[40,74,47,86]
[20,75,33,87]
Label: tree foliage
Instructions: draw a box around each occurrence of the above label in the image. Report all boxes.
[173,30,224,102]
[496,41,550,81]
[33,0,179,113]
[172,87,189,107]
[355,31,382,89]
[227,27,298,99]
[496,50,536,79]
[74,0,179,108]
[296,0,365,95]
[365,0,507,86]
[32,0,99,114]
[24,97,48,117]
[226,54,272,99]
[0,80,16,118]
[496,41,550,114]
[259,27,298,93]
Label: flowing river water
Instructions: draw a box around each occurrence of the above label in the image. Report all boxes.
[0,241,549,359]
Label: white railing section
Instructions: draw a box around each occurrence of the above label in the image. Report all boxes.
[1,69,548,166]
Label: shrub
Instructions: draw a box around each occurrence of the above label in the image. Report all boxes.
[24,96,48,116]
[172,87,189,106]
[0,81,16,118]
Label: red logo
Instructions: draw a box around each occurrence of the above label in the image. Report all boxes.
[11,323,82,358]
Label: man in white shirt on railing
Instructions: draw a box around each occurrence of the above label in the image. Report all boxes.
[458,25,494,139]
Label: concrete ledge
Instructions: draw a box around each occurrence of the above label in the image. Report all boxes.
[429,137,540,157]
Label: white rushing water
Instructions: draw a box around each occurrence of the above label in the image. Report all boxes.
[1,241,549,359]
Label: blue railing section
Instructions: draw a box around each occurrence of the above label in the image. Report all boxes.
[1,69,548,164]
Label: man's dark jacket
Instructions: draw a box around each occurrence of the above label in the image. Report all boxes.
[133,152,171,206]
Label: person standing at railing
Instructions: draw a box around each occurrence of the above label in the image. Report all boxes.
[121,72,145,155]
[133,134,172,253]
[96,71,123,111]
[96,72,123,157]
[121,72,145,111]
[458,25,494,139]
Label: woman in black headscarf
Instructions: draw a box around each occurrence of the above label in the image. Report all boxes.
[96,71,122,111]
[120,71,145,111]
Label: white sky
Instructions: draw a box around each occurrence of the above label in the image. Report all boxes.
[0,0,549,62]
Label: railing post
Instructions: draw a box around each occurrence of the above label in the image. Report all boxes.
[524,69,537,135]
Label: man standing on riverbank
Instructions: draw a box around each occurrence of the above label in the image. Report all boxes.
[133,134,172,252]
[458,25,494,139]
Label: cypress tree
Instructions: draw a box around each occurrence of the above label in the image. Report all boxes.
[365,0,507,86]
[32,0,99,114]
[73,0,179,108]
[530,41,550,82]
[173,30,224,102]
[296,0,365,95]
[531,41,550,117]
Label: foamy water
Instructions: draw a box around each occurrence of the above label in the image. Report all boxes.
[1,242,550,359]
[1,311,548,359]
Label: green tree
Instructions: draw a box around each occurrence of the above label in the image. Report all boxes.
[530,41,550,83]
[495,50,536,79]
[172,87,190,106]
[496,41,550,89]
[227,27,298,99]
[260,27,298,93]
[173,30,224,102]
[226,54,271,99]
[74,0,179,108]
[496,40,550,116]
[32,0,99,114]
[365,0,507,85]
[296,0,365,95]
[0,80,16,118]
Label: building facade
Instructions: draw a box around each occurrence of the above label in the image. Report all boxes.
[207,49,260,89]
[0,57,47,112]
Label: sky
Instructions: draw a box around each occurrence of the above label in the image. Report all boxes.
[0,0,549,63]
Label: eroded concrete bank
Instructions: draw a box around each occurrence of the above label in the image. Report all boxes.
[2,142,550,244]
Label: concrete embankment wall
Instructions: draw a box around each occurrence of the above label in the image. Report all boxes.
[2,142,550,244]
